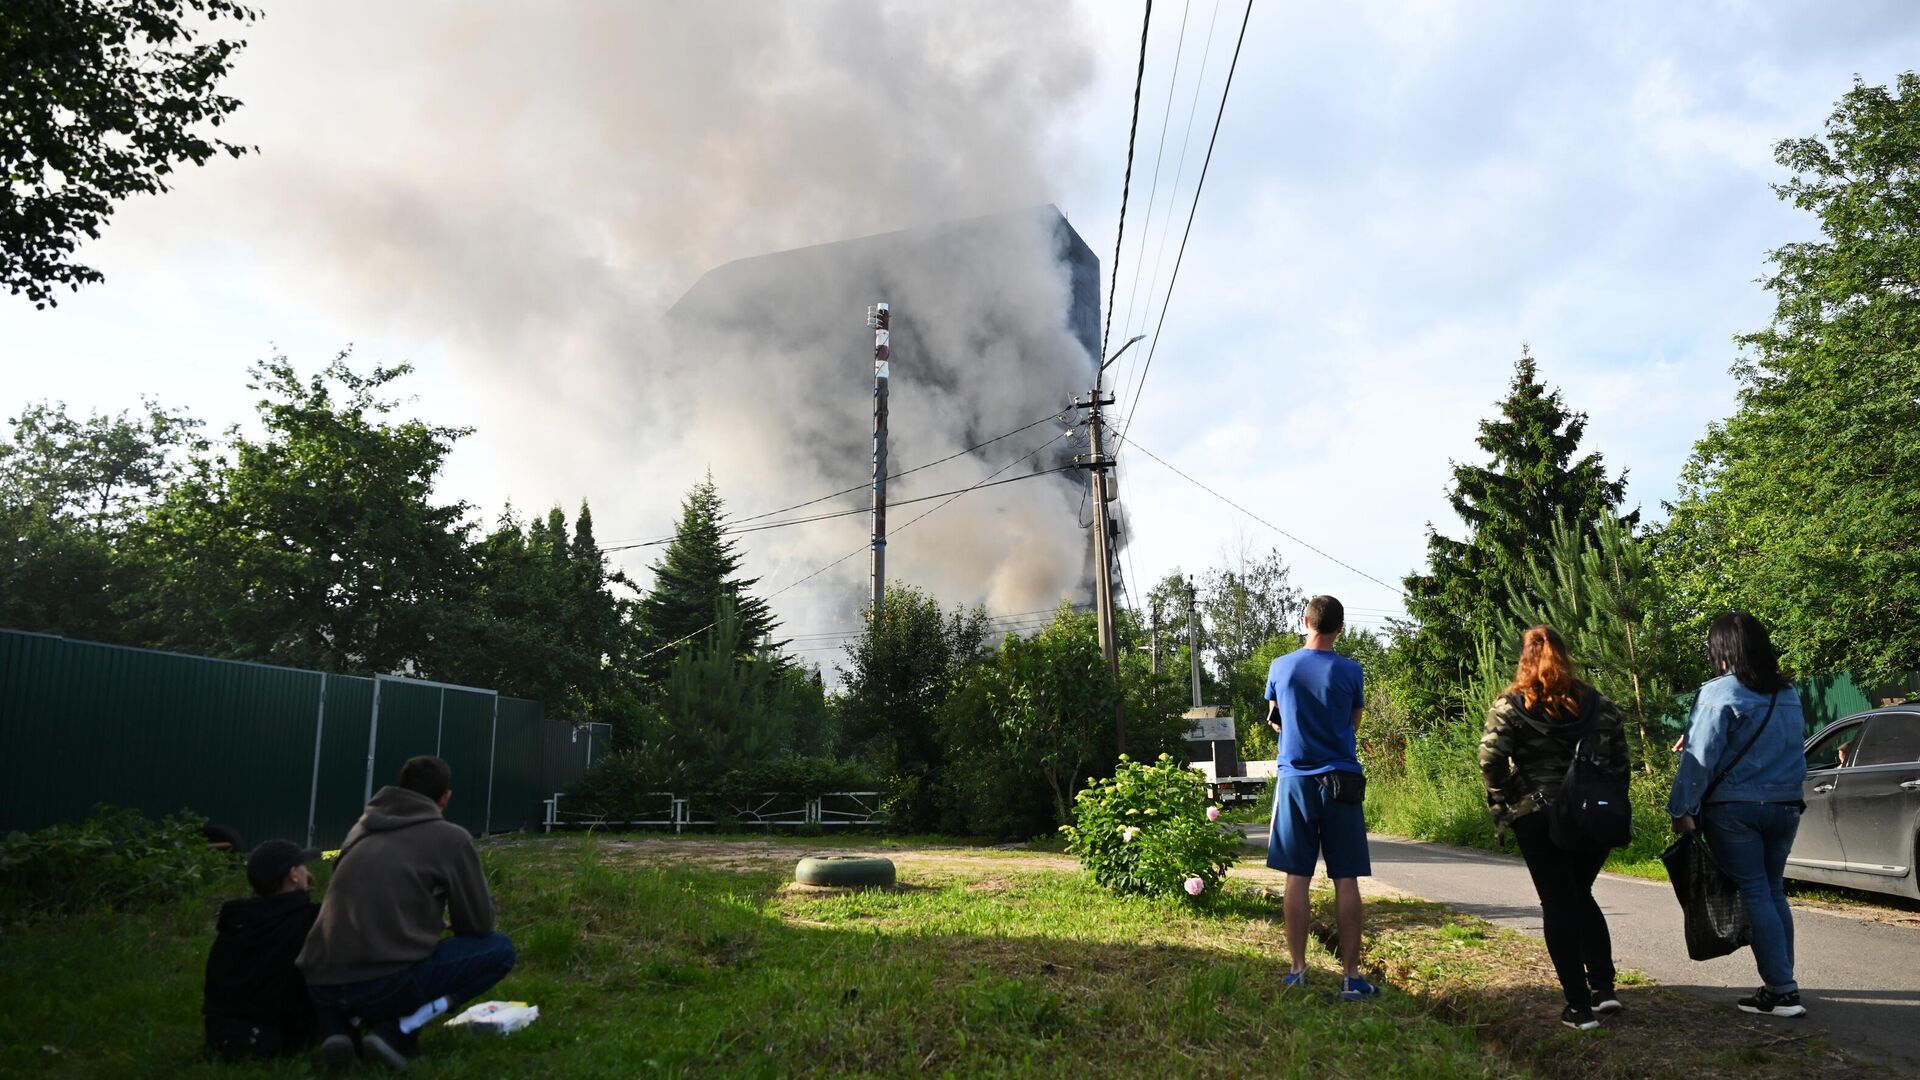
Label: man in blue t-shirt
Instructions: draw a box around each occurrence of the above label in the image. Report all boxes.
[1264,594,1378,1000]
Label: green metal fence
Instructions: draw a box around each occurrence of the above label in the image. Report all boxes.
[0,629,610,848]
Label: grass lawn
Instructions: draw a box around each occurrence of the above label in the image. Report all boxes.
[1,834,1515,1079]
[0,833,1892,1078]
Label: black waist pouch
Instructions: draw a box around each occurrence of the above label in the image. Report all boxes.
[1317,771,1367,805]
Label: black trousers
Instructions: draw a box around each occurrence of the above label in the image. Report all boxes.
[1513,811,1616,1007]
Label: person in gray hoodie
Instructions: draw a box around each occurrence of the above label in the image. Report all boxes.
[298,755,515,1069]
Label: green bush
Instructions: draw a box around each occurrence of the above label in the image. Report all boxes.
[0,807,233,918]
[711,756,881,801]
[1063,755,1242,900]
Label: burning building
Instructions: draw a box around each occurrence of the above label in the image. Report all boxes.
[664,205,1112,631]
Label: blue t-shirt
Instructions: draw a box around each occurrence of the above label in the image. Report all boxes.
[1265,648,1365,777]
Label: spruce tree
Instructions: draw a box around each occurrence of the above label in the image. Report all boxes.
[638,474,776,681]
[1401,349,1629,720]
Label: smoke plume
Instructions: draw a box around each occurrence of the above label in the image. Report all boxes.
[204,2,1105,658]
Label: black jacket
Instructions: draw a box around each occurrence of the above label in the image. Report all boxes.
[203,890,321,1058]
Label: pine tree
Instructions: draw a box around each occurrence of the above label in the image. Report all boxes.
[1401,349,1629,721]
[638,473,776,681]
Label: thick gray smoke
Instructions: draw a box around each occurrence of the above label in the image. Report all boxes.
[205,2,1105,655]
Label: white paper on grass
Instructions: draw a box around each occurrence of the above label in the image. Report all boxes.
[446,1000,540,1035]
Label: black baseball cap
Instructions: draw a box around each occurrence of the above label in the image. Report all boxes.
[246,839,322,895]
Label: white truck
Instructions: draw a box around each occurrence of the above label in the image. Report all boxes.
[1181,706,1274,804]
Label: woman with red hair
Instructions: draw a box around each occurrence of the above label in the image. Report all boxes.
[1480,626,1633,1031]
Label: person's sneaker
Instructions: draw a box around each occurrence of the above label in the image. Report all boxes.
[1340,976,1380,1001]
[1282,969,1307,988]
[1590,988,1623,1015]
[314,1009,358,1072]
[1737,987,1806,1018]
[1561,1005,1600,1031]
[359,1021,412,1071]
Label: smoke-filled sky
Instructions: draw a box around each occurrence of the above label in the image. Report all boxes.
[4,1,1919,669]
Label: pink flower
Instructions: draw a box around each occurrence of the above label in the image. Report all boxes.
[1120,825,1139,842]
[1184,876,1205,896]
[1206,806,1221,822]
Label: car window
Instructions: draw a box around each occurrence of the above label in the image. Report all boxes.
[1855,712,1920,768]
[1806,722,1864,771]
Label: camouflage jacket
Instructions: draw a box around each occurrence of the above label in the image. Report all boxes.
[1479,688,1631,828]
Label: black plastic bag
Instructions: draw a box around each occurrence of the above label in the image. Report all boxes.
[1661,832,1751,961]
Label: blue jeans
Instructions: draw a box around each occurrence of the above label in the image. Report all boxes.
[1700,801,1801,994]
[309,933,516,1021]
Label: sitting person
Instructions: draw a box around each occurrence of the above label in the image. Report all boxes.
[203,839,323,1060]
[298,755,516,1070]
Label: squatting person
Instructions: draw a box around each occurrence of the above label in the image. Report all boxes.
[1264,594,1380,1000]
[1668,611,1809,1018]
[298,755,516,1069]
[1479,626,1632,1031]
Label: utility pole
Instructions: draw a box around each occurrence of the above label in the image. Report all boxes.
[1187,575,1203,708]
[1076,333,1143,755]
[1149,597,1161,676]
[867,302,890,617]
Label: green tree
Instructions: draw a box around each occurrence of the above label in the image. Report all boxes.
[937,605,1191,837]
[127,353,473,672]
[637,474,776,681]
[1510,515,1695,769]
[658,600,794,785]
[0,398,201,639]
[2,0,257,307]
[839,584,989,830]
[1198,542,1305,684]
[448,501,646,731]
[1663,73,1920,685]
[1401,349,1629,720]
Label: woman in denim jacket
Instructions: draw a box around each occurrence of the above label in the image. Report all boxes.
[1667,611,1809,1018]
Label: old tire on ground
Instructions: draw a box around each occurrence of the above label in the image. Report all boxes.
[795,855,896,889]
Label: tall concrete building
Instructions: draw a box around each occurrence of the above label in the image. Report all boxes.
[665,205,1113,618]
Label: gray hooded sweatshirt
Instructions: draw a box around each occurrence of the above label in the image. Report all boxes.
[296,786,495,986]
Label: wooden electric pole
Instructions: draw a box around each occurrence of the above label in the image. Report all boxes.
[1076,333,1144,755]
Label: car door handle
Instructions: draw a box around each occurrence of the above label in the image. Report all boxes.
[1901,779,1920,791]
[1813,783,1835,794]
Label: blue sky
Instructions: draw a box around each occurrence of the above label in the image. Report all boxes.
[3,1,1916,655]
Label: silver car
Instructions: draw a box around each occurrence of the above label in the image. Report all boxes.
[1785,706,1920,899]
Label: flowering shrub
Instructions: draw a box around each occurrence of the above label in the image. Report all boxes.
[1062,754,1243,900]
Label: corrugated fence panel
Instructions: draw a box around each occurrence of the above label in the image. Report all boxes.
[1,630,569,846]
[489,697,551,833]
[435,688,497,836]
[0,631,320,847]
[311,674,375,849]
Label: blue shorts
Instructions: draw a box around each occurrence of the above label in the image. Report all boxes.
[1268,773,1371,879]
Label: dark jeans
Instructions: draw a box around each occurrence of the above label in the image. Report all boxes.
[1700,800,1800,994]
[1513,812,1616,1007]
[309,933,516,1022]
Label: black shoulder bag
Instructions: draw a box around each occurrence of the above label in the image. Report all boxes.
[1659,689,1778,961]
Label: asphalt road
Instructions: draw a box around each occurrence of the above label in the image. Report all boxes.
[1277,831,1920,1070]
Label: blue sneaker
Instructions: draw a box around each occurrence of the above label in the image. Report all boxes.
[1283,969,1307,989]
[1341,976,1381,1001]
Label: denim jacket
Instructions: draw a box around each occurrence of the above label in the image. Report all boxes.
[1666,673,1809,817]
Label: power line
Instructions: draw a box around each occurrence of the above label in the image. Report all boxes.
[1115,0,1254,453]
[1099,0,1155,363]
[638,430,1076,661]
[1124,434,1407,598]
[597,411,1067,550]
[1117,0,1193,349]
[600,462,1076,554]
[1119,0,1225,417]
